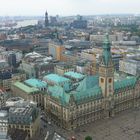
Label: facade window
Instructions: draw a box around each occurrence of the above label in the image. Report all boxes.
[25,126,30,128]
[101,78,104,83]
[109,78,112,83]
[21,125,23,128]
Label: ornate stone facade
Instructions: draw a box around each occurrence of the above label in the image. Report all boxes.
[44,34,140,130]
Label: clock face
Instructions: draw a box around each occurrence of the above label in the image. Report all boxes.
[99,67,106,74]
[108,68,114,74]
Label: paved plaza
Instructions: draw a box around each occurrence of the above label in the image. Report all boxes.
[63,108,140,140]
[36,108,140,140]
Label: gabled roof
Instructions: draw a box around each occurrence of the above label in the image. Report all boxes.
[76,75,99,91]
[74,85,102,103]
[48,75,102,105]
[75,75,102,103]
[48,85,70,105]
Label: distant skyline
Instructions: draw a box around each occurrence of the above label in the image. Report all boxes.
[0,0,140,16]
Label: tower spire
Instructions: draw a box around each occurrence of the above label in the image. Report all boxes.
[45,10,49,27]
[101,33,112,66]
[103,33,110,48]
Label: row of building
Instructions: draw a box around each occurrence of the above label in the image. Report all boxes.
[9,35,140,130]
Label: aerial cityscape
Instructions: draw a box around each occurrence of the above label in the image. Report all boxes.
[0,0,140,140]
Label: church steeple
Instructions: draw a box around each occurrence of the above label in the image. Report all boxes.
[99,34,114,98]
[45,10,49,27]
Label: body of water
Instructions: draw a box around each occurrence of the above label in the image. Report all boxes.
[15,19,38,28]
[0,19,38,30]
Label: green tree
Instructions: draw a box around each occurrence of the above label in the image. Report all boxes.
[85,136,92,140]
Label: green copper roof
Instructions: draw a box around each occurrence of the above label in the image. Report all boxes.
[25,78,47,88]
[76,75,99,91]
[48,85,70,105]
[101,34,112,66]
[102,50,112,65]
[44,74,72,92]
[74,85,102,103]
[48,74,103,105]
[43,74,70,84]
[13,82,39,94]
[64,71,85,79]
[74,75,102,103]
[114,77,137,92]
[103,33,111,48]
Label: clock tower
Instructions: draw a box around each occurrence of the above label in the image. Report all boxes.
[99,34,114,98]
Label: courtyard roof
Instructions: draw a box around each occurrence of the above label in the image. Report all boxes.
[24,78,47,88]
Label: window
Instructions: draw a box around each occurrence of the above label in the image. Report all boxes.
[101,78,104,83]
[21,125,23,128]
[25,126,30,128]
[109,78,112,83]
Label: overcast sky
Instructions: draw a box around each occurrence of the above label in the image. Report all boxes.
[0,0,140,16]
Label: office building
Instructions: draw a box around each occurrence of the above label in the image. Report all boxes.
[85,61,98,75]
[54,62,75,76]
[48,41,65,61]
[50,16,58,26]
[119,57,140,76]
[0,89,7,108]
[8,102,40,139]
[8,53,16,68]
[70,15,87,29]
[11,81,44,107]
[0,70,26,91]
[20,52,54,78]
[6,97,25,107]
[0,71,12,91]
[90,34,117,43]
[0,110,10,140]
